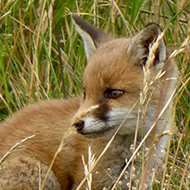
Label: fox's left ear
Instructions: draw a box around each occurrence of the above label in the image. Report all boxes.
[72,14,112,60]
[127,23,166,66]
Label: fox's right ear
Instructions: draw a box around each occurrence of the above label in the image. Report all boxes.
[72,15,111,60]
[127,23,166,67]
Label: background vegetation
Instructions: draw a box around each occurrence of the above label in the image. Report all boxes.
[0,0,189,189]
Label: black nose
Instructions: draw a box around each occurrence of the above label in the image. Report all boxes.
[74,120,84,132]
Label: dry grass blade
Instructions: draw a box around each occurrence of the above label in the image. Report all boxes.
[179,154,190,190]
[81,146,96,190]
[0,94,13,114]
[40,127,76,190]
[0,135,35,165]
[145,29,166,70]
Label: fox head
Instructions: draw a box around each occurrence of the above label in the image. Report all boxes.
[72,15,177,139]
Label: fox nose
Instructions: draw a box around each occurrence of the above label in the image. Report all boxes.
[74,120,84,132]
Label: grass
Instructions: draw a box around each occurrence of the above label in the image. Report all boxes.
[0,0,189,189]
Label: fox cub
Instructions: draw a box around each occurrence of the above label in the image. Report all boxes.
[0,15,178,190]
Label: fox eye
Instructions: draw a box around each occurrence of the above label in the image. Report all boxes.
[104,89,124,99]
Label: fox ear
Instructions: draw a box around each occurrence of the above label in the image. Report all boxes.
[127,23,166,66]
[72,14,111,60]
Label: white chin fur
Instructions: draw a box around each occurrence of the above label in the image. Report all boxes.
[82,108,138,135]
[83,117,105,133]
[107,108,138,134]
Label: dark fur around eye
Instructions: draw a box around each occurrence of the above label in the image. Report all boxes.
[83,91,86,100]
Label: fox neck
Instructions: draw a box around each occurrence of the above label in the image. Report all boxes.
[110,133,135,158]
